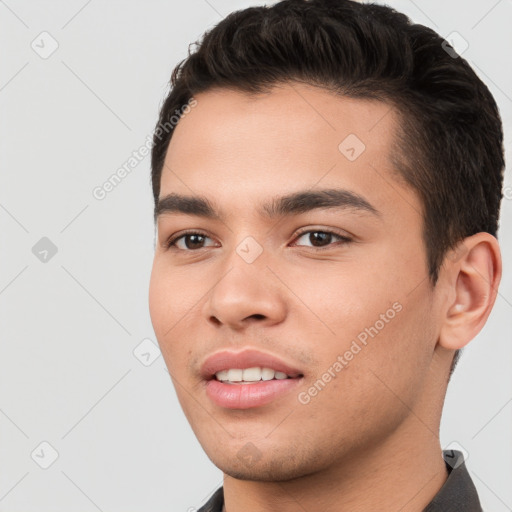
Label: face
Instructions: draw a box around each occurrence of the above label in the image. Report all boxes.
[149,82,443,481]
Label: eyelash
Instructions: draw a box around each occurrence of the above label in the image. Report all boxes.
[164,228,352,252]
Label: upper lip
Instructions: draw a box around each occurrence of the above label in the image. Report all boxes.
[200,348,304,380]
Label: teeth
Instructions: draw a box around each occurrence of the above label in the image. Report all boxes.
[243,367,262,382]
[261,367,275,381]
[227,369,243,382]
[216,370,229,381]
[215,367,293,383]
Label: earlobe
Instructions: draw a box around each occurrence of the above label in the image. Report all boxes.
[438,233,502,351]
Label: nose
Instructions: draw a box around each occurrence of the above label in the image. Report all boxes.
[202,257,288,331]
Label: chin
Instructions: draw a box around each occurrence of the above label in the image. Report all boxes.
[207,447,321,482]
[217,463,311,482]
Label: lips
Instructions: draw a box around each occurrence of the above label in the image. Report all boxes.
[200,348,304,380]
[200,349,304,409]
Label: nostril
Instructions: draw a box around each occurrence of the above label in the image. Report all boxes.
[209,316,222,326]
[247,314,266,321]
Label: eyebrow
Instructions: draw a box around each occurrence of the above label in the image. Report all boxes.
[154,188,381,222]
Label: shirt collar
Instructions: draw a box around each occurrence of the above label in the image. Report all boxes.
[423,449,482,511]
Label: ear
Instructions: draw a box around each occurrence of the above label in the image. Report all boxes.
[438,233,502,351]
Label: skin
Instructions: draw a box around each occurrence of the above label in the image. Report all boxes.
[149,82,501,512]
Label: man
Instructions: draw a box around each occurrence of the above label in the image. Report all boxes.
[148,0,504,510]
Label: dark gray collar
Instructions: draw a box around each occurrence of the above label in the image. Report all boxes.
[423,450,482,511]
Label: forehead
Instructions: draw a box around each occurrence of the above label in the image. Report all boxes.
[160,82,421,223]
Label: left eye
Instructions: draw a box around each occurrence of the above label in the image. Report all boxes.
[166,232,216,250]
[293,230,352,249]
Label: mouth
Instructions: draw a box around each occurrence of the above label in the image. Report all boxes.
[214,367,302,384]
[201,349,305,409]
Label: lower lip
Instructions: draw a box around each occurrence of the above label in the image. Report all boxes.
[205,378,302,409]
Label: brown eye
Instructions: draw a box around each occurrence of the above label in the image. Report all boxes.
[293,230,352,249]
[167,232,216,251]
[307,232,332,247]
[181,234,206,250]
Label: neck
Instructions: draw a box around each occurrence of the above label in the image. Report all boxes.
[222,416,448,512]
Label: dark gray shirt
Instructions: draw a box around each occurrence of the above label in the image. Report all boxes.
[197,450,482,512]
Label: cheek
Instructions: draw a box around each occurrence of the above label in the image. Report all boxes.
[148,261,167,337]
[148,260,193,333]
[148,260,188,359]
[148,259,206,374]
[288,249,430,377]
[287,258,397,344]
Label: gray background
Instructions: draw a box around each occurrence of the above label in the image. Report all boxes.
[1,0,511,510]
